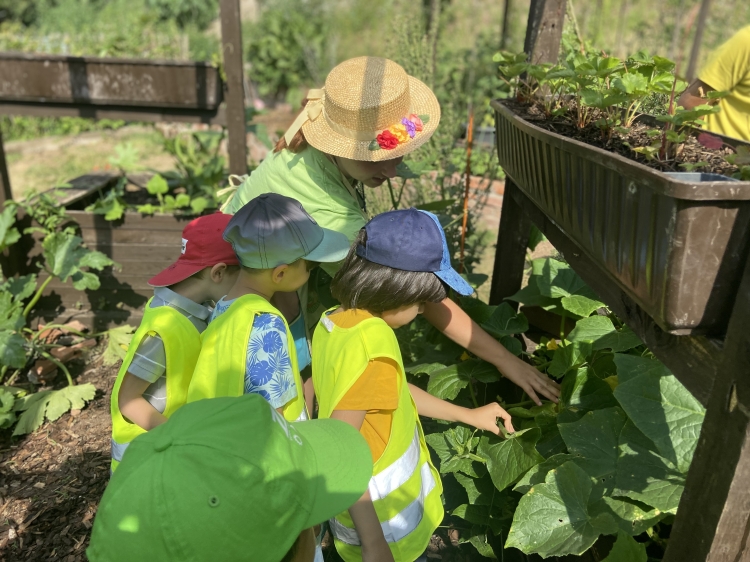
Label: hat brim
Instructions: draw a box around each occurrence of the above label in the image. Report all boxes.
[435,268,475,296]
[304,228,352,263]
[302,76,440,163]
[148,261,206,287]
[294,418,373,528]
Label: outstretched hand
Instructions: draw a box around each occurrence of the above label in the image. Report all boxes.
[466,402,515,435]
[497,356,560,406]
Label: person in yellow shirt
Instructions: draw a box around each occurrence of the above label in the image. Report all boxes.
[678,25,750,141]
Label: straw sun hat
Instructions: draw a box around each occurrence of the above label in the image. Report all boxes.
[283,56,441,162]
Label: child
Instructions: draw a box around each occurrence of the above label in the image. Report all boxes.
[110,213,240,472]
[312,208,516,562]
[89,394,374,562]
[187,193,351,422]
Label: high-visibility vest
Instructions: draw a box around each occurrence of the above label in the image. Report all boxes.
[187,294,307,422]
[312,312,444,562]
[110,299,201,472]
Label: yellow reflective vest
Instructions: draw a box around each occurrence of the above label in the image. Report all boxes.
[312,312,444,562]
[110,300,201,472]
[187,294,307,422]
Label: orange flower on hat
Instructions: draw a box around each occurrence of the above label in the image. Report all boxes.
[407,114,424,132]
[389,123,410,144]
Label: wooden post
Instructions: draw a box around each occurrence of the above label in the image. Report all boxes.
[500,0,513,50]
[664,255,750,562]
[685,0,712,81]
[219,0,248,176]
[0,129,11,207]
[489,180,532,307]
[523,0,566,64]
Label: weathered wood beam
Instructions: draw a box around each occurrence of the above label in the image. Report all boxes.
[523,0,566,64]
[219,0,248,176]
[0,102,225,125]
[505,181,720,406]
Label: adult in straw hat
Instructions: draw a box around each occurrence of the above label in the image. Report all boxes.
[222,56,560,406]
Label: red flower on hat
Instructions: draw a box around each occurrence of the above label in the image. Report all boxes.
[376,130,400,150]
[408,114,424,132]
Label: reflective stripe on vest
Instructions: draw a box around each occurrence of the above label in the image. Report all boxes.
[111,439,129,463]
[368,428,420,502]
[330,462,437,546]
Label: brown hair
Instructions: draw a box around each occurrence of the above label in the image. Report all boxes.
[274,129,309,154]
[331,230,448,313]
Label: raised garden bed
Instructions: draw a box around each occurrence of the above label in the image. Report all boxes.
[492,99,750,336]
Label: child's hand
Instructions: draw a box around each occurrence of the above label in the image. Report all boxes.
[496,357,560,406]
[467,402,515,435]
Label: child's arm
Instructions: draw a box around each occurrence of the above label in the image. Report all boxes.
[118,373,168,430]
[331,409,395,562]
[408,383,515,434]
[423,298,560,406]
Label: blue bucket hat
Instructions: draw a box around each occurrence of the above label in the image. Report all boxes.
[355,208,474,296]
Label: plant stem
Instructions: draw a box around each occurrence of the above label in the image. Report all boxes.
[468,380,479,408]
[502,399,537,409]
[22,274,54,319]
[559,309,567,340]
[39,350,74,386]
[459,109,474,274]
[386,178,400,210]
[0,365,9,385]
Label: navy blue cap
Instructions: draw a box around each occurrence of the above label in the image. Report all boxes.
[355,208,474,296]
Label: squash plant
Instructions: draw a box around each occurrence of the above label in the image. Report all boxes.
[402,258,702,559]
[0,195,119,435]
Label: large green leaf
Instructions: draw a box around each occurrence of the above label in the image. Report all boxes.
[593,326,643,352]
[454,472,498,505]
[481,303,528,338]
[506,461,618,557]
[478,428,544,492]
[590,497,665,536]
[548,342,593,378]
[146,174,169,195]
[427,360,499,399]
[613,353,666,385]
[559,408,628,489]
[0,293,24,331]
[459,297,496,324]
[404,362,446,377]
[0,205,21,253]
[614,361,705,473]
[513,453,573,493]
[561,295,605,318]
[102,325,136,366]
[45,384,97,421]
[536,259,598,300]
[0,330,27,368]
[560,367,619,412]
[601,531,647,562]
[567,316,616,344]
[13,391,53,435]
[425,427,483,477]
[614,420,685,513]
[507,276,565,313]
[0,388,14,413]
[42,233,87,281]
[6,274,37,302]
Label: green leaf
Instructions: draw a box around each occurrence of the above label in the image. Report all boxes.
[601,531,647,562]
[513,453,573,493]
[613,73,650,95]
[368,140,381,151]
[593,326,643,352]
[103,198,126,221]
[481,303,528,338]
[478,428,544,492]
[137,204,157,215]
[190,196,209,214]
[506,461,618,557]
[567,316,616,344]
[0,293,24,331]
[590,496,665,536]
[614,420,685,513]
[0,410,16,429]
[45,390,73,422]
[499,335,523,356]
[109,142,139,171]
[0,205,21,253]
[146,174,169,195]
[558,408,628,489]
[404,362,446,376]
[6,274,37,302]
[0,330,27,368]
[45,384,96,421]
[416,199,456,212]
[79,249,115,271]
[102,325,136,366]
[459,297,496,324]
[419,114,430,124]
[13,391,53,435]
[613,360,705,473]
[560,367,619,412]
[454,472,497,505]
[425,428,483,477]
[548,342,593,378]
[72,271,101,291]
[561,295,605,318]
[174,193,191,208]
[528,225,546,251]
[0,388,14,413]
[13,389,53,411]
[613,353,665,385]
[427,359,498,399]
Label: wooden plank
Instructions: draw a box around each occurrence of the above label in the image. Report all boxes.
[664,255,750,562]
[220,0,248,175]
[508,182,720,406]
[66,210,194,230]
[523,0,566,64]
[685,0,713,81]
[0,54,222,109]
[489,181,532,308]
[29,173,118,207]
[0,102,225,125]
[0,128,10,206]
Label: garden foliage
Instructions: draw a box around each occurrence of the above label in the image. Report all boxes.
[403,257,703,559]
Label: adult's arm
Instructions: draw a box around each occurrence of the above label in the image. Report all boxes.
[422,299,560,405]
[678,79,716,110]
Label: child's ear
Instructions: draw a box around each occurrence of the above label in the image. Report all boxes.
[271,264,289,285]
[209,263,227,283]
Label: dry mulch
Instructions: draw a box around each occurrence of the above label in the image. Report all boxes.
[0,347,116,562]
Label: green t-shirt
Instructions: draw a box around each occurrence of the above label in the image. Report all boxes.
[700,25,750,141]
[224,146,367,276]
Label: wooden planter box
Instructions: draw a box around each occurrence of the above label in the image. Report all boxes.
[492,100,750,336]
[15,176,193,331]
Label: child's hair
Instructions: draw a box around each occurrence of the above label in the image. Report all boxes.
[274,129,308,154]
[331,229,448,313]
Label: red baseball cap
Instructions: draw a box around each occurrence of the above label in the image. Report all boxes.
[148,213,240,287]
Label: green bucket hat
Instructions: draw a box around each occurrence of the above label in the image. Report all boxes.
[88,395,372,562]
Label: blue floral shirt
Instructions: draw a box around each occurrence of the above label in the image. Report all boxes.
[210,297,297,410]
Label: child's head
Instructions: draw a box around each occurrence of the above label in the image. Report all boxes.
[88,394,373,562]
[332,208,474,328]
[148,213,240,302]
[224,193,351,294]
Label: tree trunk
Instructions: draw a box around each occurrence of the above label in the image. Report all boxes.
[500,0,513,50]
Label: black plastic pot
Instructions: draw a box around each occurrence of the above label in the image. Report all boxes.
[492,100,750,336]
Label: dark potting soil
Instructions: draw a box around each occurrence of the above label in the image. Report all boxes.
[503,99,743,178]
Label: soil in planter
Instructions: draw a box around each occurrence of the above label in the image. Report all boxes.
[504,99,742,178]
